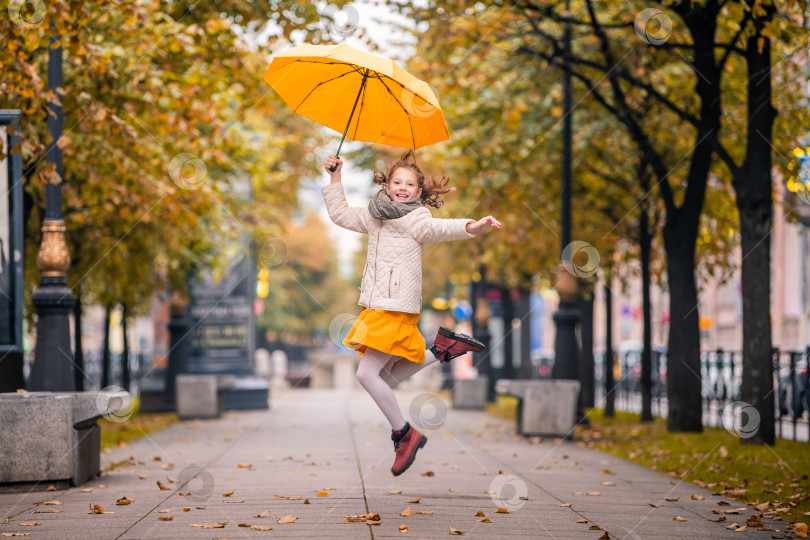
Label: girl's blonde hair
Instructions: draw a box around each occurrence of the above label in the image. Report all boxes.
[373,150,454,209]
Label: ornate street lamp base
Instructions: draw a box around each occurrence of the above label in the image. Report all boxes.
[30,275,76,391]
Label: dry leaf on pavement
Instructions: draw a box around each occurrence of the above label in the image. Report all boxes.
[277,515,297,524]
[18,523,38,527]
[599,533,610,540]
[156,481,171,491]
[389,490,402,494]
[407,497,422,504]
[421,471,435,477]
[559,503,572,507]
[449,527,465,535]
[222,489,234,497]
[190,521,227,528]
[673,516,687,522]
[587,492,601,496]
[89,504,106,514]
[253,525,273,531]
[576,519,588,523]
[478,517,493,523]
[154,509,171,513]
[399,524,408,533]
[648,503,659,508]
[317,491,328,497]
[237,463,252,468]
[304,499,310,504]
[690,494,704,500]
[116,497,134,506]
[417,511,434,515]
[496,507,510,514]
[255,510,272,518]
[400,508,413,517]
[665,497,679,502]
[475,511,485,517]
[157,516,173,521]
[80,488,92,493]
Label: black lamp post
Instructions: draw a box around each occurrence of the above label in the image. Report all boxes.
[29,29,76,391]
[551,0,581,384]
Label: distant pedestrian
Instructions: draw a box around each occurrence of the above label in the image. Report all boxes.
[322,152,499,476]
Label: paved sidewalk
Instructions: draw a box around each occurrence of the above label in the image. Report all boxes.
[0,388,787,539]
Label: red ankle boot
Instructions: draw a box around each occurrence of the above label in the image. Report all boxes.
[430,326,486,363]
[391,423,427,476]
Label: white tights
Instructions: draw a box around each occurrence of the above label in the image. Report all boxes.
[355,348,439,430]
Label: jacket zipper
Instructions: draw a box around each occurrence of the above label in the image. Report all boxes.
[389,268,394,297]
[369,228,381,307]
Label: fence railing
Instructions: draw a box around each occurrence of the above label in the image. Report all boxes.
[592,348,809,442]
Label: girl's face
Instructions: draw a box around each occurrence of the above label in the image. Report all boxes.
[386,167,422,202]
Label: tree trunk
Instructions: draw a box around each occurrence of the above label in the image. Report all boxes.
[577,283,595,408]
[664,225,703,432]
[122,303,130,392]
[518,286,533,379]
[640,207,653,422]
[501,287,515,379]
[736,28,776,445]
[101,304,112,389]
[604,270,615,417]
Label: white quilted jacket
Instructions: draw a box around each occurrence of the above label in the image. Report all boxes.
[322,182,476,314]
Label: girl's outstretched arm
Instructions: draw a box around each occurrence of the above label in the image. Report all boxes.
[408,209,500,244]
[466,216,502,235]
[321,156,370,234]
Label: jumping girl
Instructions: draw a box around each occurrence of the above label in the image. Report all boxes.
[322,151,501,476]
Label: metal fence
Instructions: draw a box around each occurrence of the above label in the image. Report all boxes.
[593,348,809,442]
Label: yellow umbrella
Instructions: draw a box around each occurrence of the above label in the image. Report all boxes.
[263,43,448,170]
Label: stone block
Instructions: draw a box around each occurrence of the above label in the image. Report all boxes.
[496,379,580,437]
[0,391,127,489]
[175,375,220,419]
[452,376,489,410]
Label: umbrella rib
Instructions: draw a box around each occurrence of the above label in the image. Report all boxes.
[350,72,370,143]
[288,63,367,113]
[375,75,416,150]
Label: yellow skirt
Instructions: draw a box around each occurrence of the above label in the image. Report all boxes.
[343,308,426,363]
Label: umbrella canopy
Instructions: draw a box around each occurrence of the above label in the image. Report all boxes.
[262,43,449,151]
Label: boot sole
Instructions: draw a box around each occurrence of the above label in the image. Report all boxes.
[392,435,428,476]
[437,326,486,351]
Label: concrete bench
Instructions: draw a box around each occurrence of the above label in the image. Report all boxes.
[0,391,129,491]
[175,375,236,420]
[495,379,580,437]
[452,376,489,410]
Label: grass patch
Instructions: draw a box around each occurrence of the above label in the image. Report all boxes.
[578,408,810,526]
[100,399,178,452]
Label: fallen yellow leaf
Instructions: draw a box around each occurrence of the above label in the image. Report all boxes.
[190,521,227,528]
[576,519,588,523]
[317,491,329,497]
[237,463,252,468]
[417,510,434,515]
[558,503,572,507]
[389,490,403,494]
[277,515,297,524]
[421,471,435,477]
[116,497,134,505]
[673,516,687,522]
[449,527,465,535]
[407,497,422,504]
[665,497,679,502]
[253,525,273,531]
[18,523,38,527]
[399,524,408,533]
[156,481,171,491]
[690,494,704,501]
[222,489,234,497]
[478,517,493,523]
[587,492,601,497]
[475,510,485,517]
[157,516,173,521]
[401,508,413,517]
[89,504,106,514]
[496,507,510,514]
[255,510,272,518]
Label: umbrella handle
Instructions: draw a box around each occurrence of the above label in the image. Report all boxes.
[328,156,341,173]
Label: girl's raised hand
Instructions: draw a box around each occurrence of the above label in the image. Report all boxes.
[467,216,501,235]
[324,155,343,177]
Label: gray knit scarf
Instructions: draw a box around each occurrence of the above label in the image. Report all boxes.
[368,189,423,220]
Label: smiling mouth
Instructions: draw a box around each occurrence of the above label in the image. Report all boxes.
[395,194,409,200]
